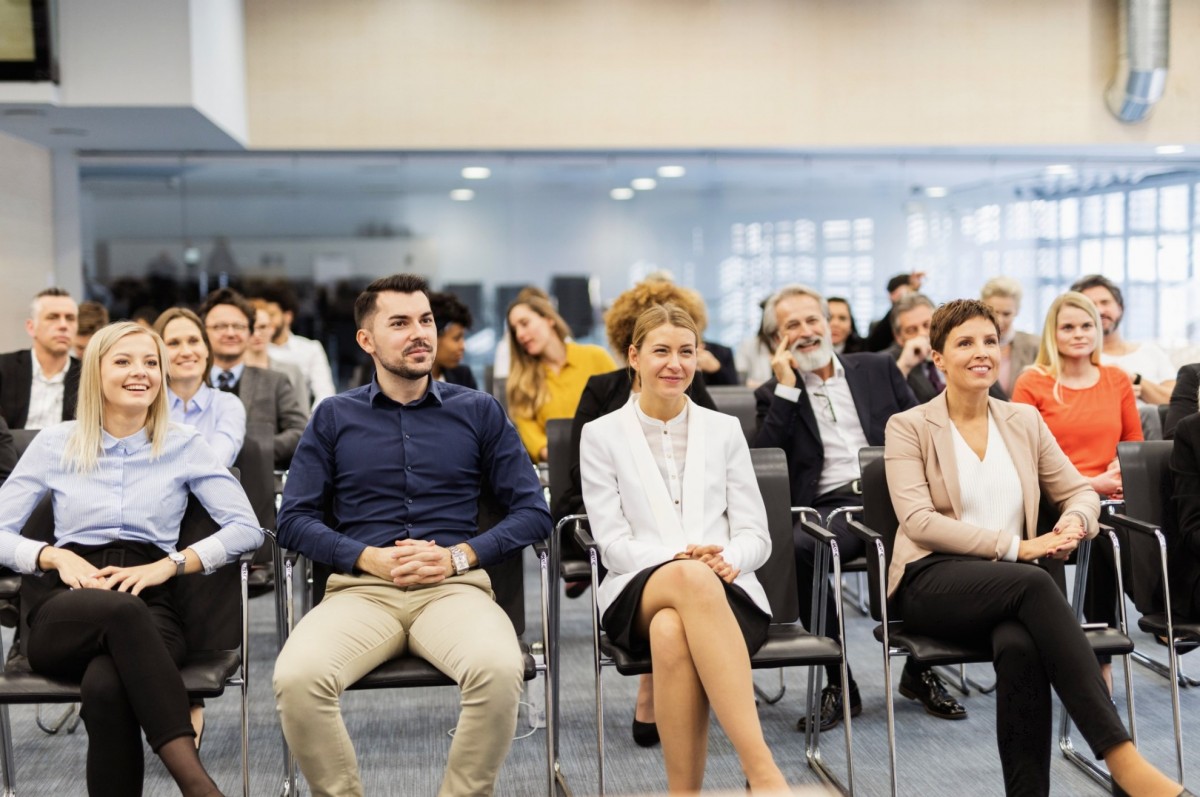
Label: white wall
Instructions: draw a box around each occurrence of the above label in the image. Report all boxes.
[0,132,57,352]
[243,0,1200,149]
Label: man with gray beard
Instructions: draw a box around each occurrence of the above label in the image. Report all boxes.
[753,284,966,731]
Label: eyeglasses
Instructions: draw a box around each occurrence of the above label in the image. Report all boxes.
[206,323,249,333]
[810,390,837,423]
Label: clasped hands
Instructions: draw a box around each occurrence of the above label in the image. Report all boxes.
[674,543,739,584]
[1017,514,1087,562]
[357,539,460,586]
[38,546,180,596]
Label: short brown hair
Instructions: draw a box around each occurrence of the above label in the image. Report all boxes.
[200,288,256,334]
[77,301,110,336]
[354,274,430,329]
[930,299,999,353]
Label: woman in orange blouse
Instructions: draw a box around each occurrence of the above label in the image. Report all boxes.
[1011,290,1143,690]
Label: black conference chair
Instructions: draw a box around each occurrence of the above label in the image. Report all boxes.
[576,447,854,795]
[708,386,757,446]
[274,492,555,797]
[0,494,253,796]
[846,446,1136,795]
[1107,440,1200,783]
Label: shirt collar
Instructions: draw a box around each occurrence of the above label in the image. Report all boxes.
[368,373,444,408]
[211,362,245,383]
[30,350,67,385]
[800,354,847,387]
[101,426,151,453]
[168,384,215,412]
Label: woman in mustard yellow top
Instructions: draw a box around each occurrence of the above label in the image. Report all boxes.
[506,296,616,462]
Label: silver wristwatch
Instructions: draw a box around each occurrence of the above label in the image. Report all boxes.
[168,551,187,577]
[448,545,470,576]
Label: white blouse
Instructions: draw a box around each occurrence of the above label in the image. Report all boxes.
[950,412,1024,562]
[633,400,689,521]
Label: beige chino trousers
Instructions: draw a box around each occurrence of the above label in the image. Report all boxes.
[273,569,525,797]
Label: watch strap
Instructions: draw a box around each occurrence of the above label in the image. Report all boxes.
[449,545,469,576]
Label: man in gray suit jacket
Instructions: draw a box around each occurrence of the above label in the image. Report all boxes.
[200,289,308,469]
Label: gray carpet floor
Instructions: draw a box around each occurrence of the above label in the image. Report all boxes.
[1,551,1197,796]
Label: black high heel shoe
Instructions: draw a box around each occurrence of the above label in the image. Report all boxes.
[631,718,659,747]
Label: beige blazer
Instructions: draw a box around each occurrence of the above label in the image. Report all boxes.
[884,394,1100,598]
[580,397,772,618]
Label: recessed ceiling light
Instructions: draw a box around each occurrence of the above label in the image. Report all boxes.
[610,188,634,200]
[657,165,686,178]
[924,186,948,198]
[450,189,475,201]
[1045,164,1075,176]
[1156,145,1186,155]
[461,167,491,180]
[631,178,657,191]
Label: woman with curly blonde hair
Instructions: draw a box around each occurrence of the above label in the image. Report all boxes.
[506,295,615,462]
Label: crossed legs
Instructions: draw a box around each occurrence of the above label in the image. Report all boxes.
[635,559,785,792]
[273,571,524,797]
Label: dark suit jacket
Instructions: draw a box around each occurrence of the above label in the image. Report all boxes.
[1164,363,1200,440]
[441,365,478,390]
[864,309,895,353]
[0,415,15,486]
[555,369,717,520]
[884,343,1006,404]
[700,340,739,386]
[236,366,308,469]
[1168,413,1200,620]
[753,352,918,507]
[0,350,80,429]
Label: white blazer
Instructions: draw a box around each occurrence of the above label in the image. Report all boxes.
[580,397,772,618]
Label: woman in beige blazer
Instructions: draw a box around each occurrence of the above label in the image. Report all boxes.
[581,303,786,793]
[885,299,1188,797]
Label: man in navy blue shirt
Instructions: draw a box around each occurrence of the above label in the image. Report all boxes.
[273,273,551,797]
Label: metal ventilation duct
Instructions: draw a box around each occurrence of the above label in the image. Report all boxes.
[1106,0,1170,123]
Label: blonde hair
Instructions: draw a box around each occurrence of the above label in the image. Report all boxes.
[505,297,573,420]
[1033,291,1103,402]
[628,304,700,390]
[64,322,171,472]
[604,281,708,358]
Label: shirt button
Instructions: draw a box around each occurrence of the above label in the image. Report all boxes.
[407,498,413,504]
[406,466,412,471]
[674,500,680,505]
[407,523,413,528]
[405,434,410,439]
[663,430,668,435]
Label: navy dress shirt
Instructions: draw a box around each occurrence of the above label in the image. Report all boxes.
[278,377,551,574]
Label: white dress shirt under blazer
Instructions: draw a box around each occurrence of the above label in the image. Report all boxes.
[580,397,773,618]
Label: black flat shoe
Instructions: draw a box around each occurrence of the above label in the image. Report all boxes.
[564,580,589,599]
[796,682,861,733]
[898,666,967,720]
[632,718,659,747]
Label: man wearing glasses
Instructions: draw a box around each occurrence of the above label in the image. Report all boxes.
[200,288,309,469]
[753,284,966,733]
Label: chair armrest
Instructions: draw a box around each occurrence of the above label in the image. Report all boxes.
[532,539,548,557]
[1106,512,1161,537]
[845,518,889,624]
[573,521,598,552]
[790,506,821,527]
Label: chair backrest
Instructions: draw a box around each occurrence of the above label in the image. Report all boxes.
[545,418,574,521]
[750,447,800,624]
[708,386,757,446]
[11,429,39,459]
[234,423,277,532]
[1116,440,1174,614]
[857,446,893,622]
[492,377,508,411]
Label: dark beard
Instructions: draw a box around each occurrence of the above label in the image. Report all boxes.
[377,351,433,381]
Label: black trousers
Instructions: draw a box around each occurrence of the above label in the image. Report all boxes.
[25,547,193,797]
[898,557,1130,797]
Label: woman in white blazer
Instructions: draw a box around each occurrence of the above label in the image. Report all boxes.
[581,303,787,793]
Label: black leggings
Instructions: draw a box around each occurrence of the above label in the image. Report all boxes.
[898,557,1130,797]
[26,580,193,796]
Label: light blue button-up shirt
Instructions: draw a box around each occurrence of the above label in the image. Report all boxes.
[0,422,262,575]
[167,384,246,468]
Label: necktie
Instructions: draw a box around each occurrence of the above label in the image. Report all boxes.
[217,371,234,392]
[925,361,945,394]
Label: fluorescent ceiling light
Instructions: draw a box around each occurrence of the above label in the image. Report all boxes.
[450,189,475,201]
[657,165,686,178]
[1044,164,1075,176]
[631,178,657,191]
[1156,145,1186,155]
[461,166,491,179]
[924,186,948,198]
[610,188,634,200]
